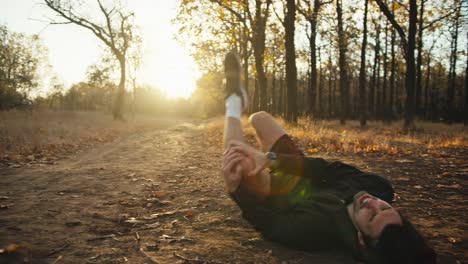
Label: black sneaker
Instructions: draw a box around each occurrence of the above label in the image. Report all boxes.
[224,50,248,110]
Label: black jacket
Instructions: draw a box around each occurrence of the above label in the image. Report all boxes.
[230,155,394,258]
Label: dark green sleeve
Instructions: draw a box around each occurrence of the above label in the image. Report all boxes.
[271,155,394,202]
[230,185,338,250]
[270,154,332,185]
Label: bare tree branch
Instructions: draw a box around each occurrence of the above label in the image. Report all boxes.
[374,0,408,56]
[271,1,285,26]
[423,7,458,30]
[393,0,410,13]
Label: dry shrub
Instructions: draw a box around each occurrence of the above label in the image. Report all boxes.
[0,109,168,164]
[205,115,467,157]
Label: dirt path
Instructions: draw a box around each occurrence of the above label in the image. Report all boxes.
[0,118,466,263]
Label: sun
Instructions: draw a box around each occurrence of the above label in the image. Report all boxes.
[132,1,201,99]
[140,38,201,99]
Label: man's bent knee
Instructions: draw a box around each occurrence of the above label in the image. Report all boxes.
[248,111,272,127]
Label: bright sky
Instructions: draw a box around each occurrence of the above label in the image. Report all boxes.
[0,0,200,98]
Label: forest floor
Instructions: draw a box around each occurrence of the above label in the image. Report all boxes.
[0,114,466,264]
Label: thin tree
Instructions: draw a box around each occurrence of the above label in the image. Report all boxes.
[389,24,396,121]
[415,0,426,116]
[297,0,331,116]
[382,20,389,120]
[370,22,381,118]
[359,0,369,126]
[328,43,334,118]
[285,0,298,122]
[336,0,350,125]
[318,46,325,118]
[44,0,135,120]
[374,0,418,129]
[212,0,272,111]
[464,31,468,126]
[446,0,462,124]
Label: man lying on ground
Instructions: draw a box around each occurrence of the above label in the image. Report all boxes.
[221,51,436,264]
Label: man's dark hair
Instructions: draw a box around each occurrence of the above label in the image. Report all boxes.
[364,215,437,264]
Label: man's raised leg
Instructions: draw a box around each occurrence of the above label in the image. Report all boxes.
[222,51,270,196]
[223,51,246,149]
[222,51,249,192]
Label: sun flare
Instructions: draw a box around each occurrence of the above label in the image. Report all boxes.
[131,1,201,99]
[141,45,200,99]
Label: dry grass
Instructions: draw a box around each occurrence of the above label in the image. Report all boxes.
[0,110,168,165]
[1,110,465,166]
[206,115,468,156]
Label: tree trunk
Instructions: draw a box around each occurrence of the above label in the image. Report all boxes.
[318,47,324,118]
[334,72,338,117]
[389,26,396,121]
[336,0,349,125]
[328,72,333,118]
[253,79,259,112]
[424,53,431,119]
[285,0,298,123]
[254,0,271,111]
[278,75,284,116]
[403,0,417,129]
[370,24,381,118]
[307,0,323,116]
[272,69,276,114]
[376,50,381,118]
[415,0,425,117]
[431,64,442,120]
[359,0,369,126]
[328,43,333,118]
[242,16,250,113]
[382,21,389,121]
[253,46,268,111]
[447,2,460,124]
[465,31,468,126]
[113,56,126,120]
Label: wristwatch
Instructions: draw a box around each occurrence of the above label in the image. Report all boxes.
[265,151,278,168]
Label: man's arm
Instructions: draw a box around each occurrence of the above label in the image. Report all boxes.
[230,184,340,250]
[228,141,394,202]
[227,140,331,184]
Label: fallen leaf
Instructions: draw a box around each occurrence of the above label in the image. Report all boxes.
[0,204,12,209]
[0,244,20,254]
[153,191,166,198]
[184,210,196,218]
[439,172,451,177]
[146,244,159,251]
[124,217,141,224]
[143,210,178,220]
[145,222,161,228]
[396,159,413,163]
[394,177,410,181]
[65,221,81,227]
[436,184,461,189]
